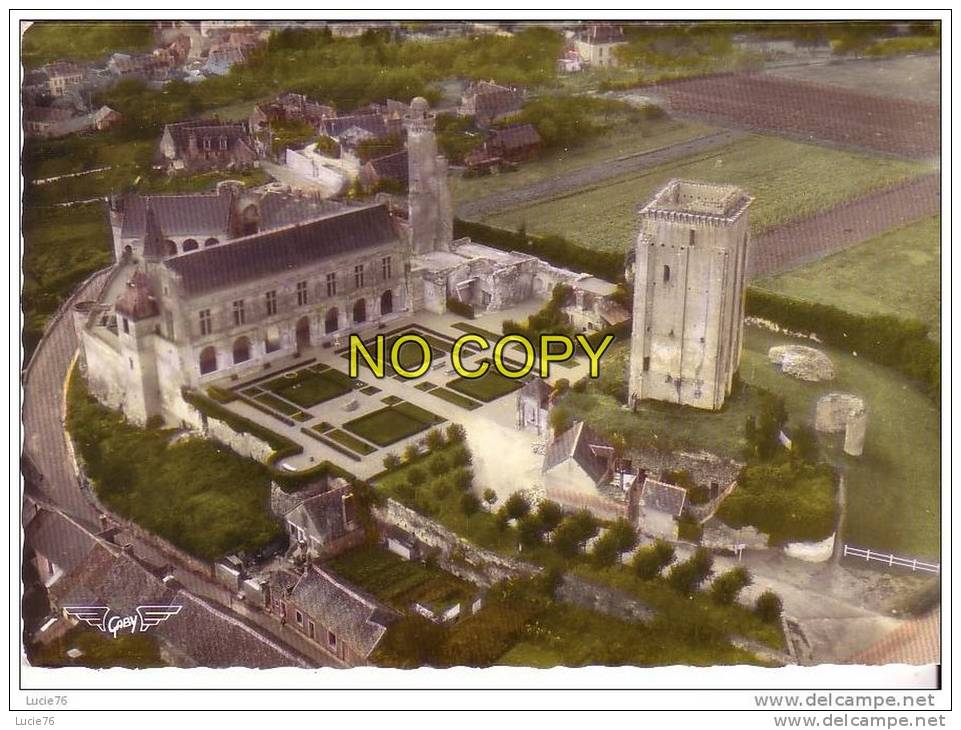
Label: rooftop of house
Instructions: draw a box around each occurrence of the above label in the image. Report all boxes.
[163,119,255,155]
[577,24,627,44]
[283,480,360,543]
[643,179,753,222]
[163,202,399,297]
[490,123,541,151]
[320,113,389,141]
[639,477,687,517]
[542,420,614,483]
[365,149,409,183]
[284,565,397,658]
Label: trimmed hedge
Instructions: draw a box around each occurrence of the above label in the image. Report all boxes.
[745,288,940,402]
[453,219,625,283]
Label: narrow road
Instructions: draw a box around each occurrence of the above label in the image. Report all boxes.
[455,129,746,219]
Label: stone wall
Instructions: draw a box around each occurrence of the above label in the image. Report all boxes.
[202,412,276,463]
[556,574,654,624]
[372,498,539,587]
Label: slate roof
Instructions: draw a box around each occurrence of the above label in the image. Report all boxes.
[640,477,687,517]
[320,113,389,140]
[163,119,255,158]
[164,203,398,297]
[289,565,397,659]
[364,150,409,184]
[119,189,350,241]
[269,478,332,517]
[542,420,613,483]
[490,123,541,152]
[115,270,159,320]
[474,88,523,120]
[24,509,98,576]
[284,481,360,545]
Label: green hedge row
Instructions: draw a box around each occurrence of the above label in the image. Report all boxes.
[453,219,625,283]
[744,288,940,401]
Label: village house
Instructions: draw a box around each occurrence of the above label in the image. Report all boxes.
[465,123,542,172]
[541,420,625,521]
[270,478,366,561]
[564,276,630,333]
[157,119,258,173]
[359,149,409,192]
[249,92,335,138]
[23,104,122,139]
[637,477,688,539]
[459,80,524,128]
[42,60,85,97]
[264,565,397,666]
[573,24,628,68]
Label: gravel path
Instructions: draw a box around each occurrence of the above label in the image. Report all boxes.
[455,129,746,219]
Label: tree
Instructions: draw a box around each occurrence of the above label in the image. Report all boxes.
[425,428,446,452]
[590,519,638,568]
[449,444,472,467]
[452,467,473,492]
[432,477,452,500]
[403,443,420,462]
[631,539,675,580]
[755,590,784,624]
[382,452,400,470]
[552,521,583,559]
[709,566,753,606]
[503,493,531,521]
[568,510,599,542]
[667,547,714,596]
[460,492,480,527]
[446,423,466,443]
[535,500,563,532]
[483,488,498,511]
[791,425,819,464]
[548,405,573,436]
[517,515,545,549]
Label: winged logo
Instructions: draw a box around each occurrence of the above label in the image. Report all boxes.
[63,604,183,638]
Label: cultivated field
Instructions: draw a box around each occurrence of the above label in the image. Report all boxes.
[765,55,940,105]
[482,135,929,254]
[755,215,941,339]
[650,72,940,159]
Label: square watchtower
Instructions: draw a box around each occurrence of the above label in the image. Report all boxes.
[628,180,753,411]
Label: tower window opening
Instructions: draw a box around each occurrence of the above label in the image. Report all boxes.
[663,265,671,283]
[689,229,696,247]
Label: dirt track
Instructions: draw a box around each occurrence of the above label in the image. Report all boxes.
[749,172,940,278]
[455,129,746,219]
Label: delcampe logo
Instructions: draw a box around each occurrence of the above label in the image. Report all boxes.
[63,605,183,638]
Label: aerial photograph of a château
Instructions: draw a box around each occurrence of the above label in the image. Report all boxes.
[19,17,942,682]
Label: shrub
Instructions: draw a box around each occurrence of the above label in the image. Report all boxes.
[667,547,714,596]
[382,452,401,470]
[432,477,452,500]
[755,590,784,624]
[449,444,471,467]
[677,514,703,542]
[446,423,466,443]
[460,492,481,522]
[632,539,675,580]
[446,297,474,319]
[452,467,473,492]
[406,467,426,490]
[709,567,753,606]
[403,443,420,462]
[206,386,237,403]
[425,428,446,451]
[503,493,531,521]
[429,455,448,476]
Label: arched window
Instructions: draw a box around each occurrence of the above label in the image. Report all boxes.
[353,298,367,324]
[204,237,219,247]
[380,289,393,315]
[199,346,217,375]
[164,240,178,257]
[295,316,311,350]
[325,308,339,335]
[233,336,251,364]
[265,325,281,353]
[123,244,133,257]
[182,239,199,252]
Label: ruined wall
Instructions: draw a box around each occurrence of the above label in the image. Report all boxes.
[372,498,539,587]
[556,575,655,624]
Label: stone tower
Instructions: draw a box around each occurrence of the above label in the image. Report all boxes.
[628,180,753,411]
[404,97,452,255]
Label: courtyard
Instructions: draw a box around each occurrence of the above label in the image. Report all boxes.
[205,301,593,480]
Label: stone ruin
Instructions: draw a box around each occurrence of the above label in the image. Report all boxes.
[768,344,836,382]
[815,392,867,457]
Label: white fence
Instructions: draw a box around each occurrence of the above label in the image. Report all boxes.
[842,544,940,575]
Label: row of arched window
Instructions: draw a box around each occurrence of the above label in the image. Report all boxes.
[164,238,220,256]
[197,291,394,376]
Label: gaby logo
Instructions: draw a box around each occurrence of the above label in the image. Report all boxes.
[63,605,183,638]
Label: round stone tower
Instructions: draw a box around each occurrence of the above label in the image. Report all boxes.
[404,97,452,255]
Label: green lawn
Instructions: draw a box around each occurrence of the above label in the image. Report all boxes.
[447,365,526,402]
[262,366,353,408]
[343,402,444,447]
[22,20,154,67]
[30,626,164,669]
[450,118,715,206]
[325,545,474,612]
[754,215,941,340]
[481,135,931,253]
[67,371,281,561]
[325,429,377,456]
[22,203,114,362]
[429,388,483,411]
